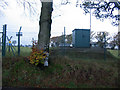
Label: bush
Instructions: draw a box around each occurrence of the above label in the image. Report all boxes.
[28,41,49,66]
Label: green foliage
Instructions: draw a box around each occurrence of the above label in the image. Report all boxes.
[5,46,32,57]
[108,50,120,59]
[95,32,111,48]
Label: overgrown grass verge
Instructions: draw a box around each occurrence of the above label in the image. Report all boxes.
[2,48,119,88]
[5,46,32,57]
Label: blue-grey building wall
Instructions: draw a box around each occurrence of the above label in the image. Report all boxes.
[72,29,90,48]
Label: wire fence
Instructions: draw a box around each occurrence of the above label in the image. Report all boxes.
[0,24,119,58]
[0,24,64,47]
[6,31,38,46]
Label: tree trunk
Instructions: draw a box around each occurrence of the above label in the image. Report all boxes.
[37,1,53,51]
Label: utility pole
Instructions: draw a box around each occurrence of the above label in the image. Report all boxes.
[89,5,92,47]
[90,8,91,32]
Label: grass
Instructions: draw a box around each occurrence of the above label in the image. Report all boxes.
[5,46,32,57]
[2,47,119,88]
[108,49,120,59]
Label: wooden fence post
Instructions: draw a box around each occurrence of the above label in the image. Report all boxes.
[2,24,7,57]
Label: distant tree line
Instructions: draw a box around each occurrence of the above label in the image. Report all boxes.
[50,32,119,49]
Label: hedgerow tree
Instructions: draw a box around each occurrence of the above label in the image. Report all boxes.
[80,1,120,26]
[110,33,120,49]
[95,32,111,48]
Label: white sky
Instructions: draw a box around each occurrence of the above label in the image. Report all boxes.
[52,0,118,37]
[0,0,118,38]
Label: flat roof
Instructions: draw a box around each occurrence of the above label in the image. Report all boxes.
[72,29,90,32]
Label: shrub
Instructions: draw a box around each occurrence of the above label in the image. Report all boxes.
[28,41,49,66]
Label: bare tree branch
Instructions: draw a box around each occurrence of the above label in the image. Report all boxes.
[81,1,120,26]
[0,0,9,16]
[0,0,8,9]
[61,0,70,5]
[16,0,40,17]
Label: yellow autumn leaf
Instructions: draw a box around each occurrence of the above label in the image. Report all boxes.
[36,60,39,62]
[30,61,34,64]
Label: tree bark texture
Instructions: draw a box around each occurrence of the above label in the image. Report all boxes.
[37,2,53,51]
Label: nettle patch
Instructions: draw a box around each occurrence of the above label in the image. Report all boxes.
[28,41,49,67]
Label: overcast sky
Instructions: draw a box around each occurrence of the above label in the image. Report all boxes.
[0,0,118,38]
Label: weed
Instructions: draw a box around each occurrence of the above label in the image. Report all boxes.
[2,48,119,88]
